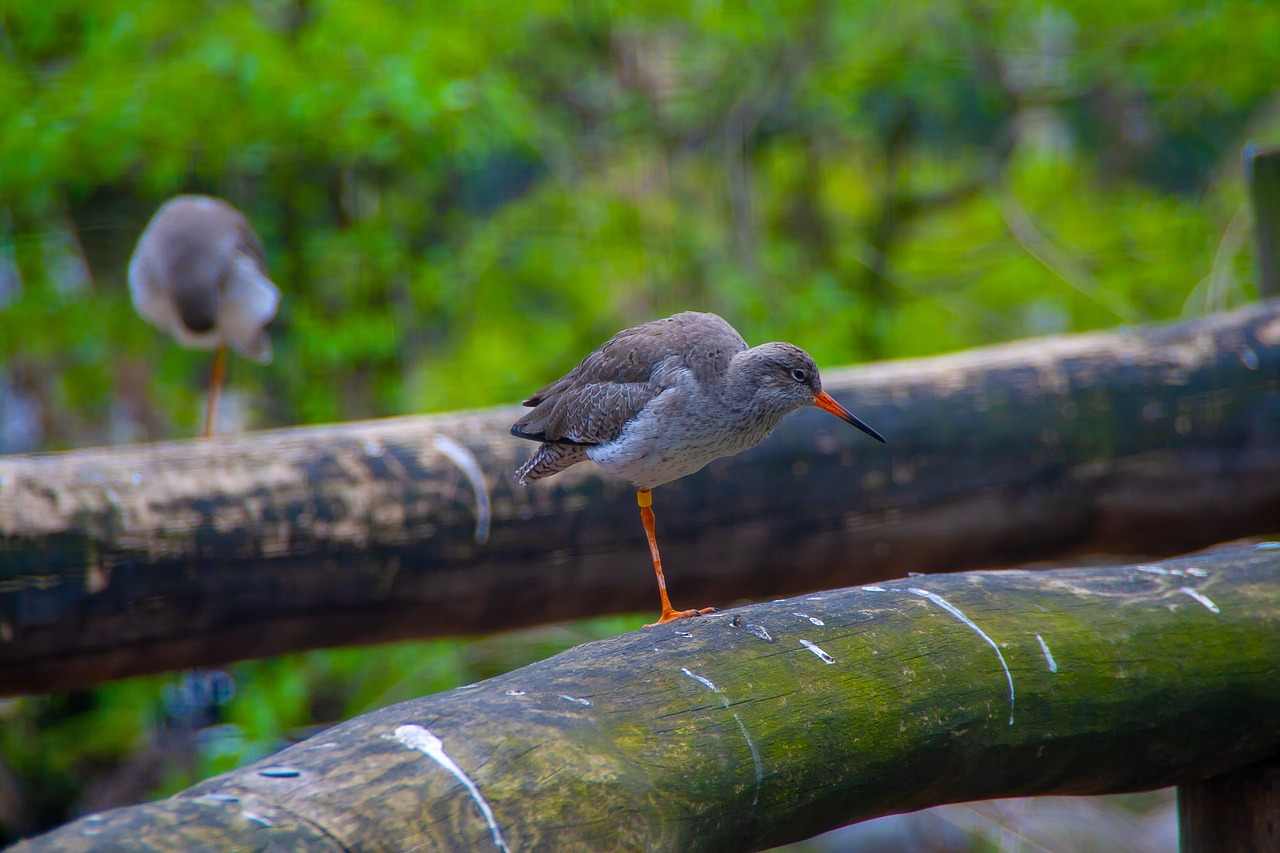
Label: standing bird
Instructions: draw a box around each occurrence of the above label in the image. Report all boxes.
[129,195,280,437]
[512,311,885,624]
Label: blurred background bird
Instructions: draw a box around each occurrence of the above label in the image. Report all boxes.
[128,195,280,437]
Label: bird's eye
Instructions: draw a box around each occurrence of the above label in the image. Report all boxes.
[790,368,808,382]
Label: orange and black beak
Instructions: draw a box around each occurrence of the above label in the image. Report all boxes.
[814,391,886,443]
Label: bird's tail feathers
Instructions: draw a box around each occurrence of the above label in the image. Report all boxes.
[516,444,586,484]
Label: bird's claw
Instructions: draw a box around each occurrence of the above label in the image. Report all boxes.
[646,606,718,627]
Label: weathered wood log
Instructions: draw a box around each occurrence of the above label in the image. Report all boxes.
[2,300,1279,696]
[11,546,1280,852]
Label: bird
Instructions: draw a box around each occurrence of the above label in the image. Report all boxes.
[511,311,885,624]
[128,195,280,437]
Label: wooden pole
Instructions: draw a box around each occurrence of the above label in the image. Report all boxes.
[11,547,1280,852]
[1179,756,1280,852]
[1,300,1279,696]
[1246,143,1280,297]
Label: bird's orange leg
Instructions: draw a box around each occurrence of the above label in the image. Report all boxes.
[203,345,227,438]
[638,489,716,626]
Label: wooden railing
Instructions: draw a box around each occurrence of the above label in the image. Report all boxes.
[10,547,1280,851]
[1,299,1277,697]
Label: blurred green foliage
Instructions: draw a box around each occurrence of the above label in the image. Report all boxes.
[1,0,1278,843]
[3,0,1274,444]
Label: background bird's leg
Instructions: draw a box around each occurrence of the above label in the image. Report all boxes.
[203,345,227,438]
[638,489,714,625]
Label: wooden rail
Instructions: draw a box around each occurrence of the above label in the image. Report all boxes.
[1,300,1278,696]
[10,546,1280,851]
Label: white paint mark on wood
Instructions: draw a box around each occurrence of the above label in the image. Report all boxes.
[504,690,526,697]
[241,810,273,828]
[681,667,763,809]
[1253,541,1280,551]
[1184,567,1208,577]
[433,434,492,544]
[793,612,825,626]
[560,695,591,706]
[1035,635,1058,673]
[1179,587,1220,614]
[799,639,835,664]
[393,724,511,853]
[908,588,1016,725]
[1136,566,1169,575]
[79,813,105,836]
[681,667,718,692]
[863,585,887,592]
[673,631,693,638]
[733,712,764,810]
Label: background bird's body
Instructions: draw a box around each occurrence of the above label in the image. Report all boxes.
[512,311,885,623]
[129,195,281,436]
[129,195,279,363]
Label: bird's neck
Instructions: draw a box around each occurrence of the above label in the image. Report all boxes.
[722,351,790,434]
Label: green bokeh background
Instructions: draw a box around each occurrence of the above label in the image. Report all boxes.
[1,0,1274,846]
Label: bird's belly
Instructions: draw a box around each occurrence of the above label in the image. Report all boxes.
[586,424,765,490]
[168,325,228,351]
[586,441,716,489]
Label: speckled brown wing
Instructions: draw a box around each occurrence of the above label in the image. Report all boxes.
[512,312,747,447]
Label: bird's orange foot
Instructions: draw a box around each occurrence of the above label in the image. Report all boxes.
[646,606,718,627]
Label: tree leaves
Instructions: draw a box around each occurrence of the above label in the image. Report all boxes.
[0,1,1272,445]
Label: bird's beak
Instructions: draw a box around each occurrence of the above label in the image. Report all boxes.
[813,391,886,443]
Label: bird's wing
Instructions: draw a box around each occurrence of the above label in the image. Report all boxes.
[221,256,281,363]
[230,210,269,273]
[512,380,656,445]
[512,312,748,445]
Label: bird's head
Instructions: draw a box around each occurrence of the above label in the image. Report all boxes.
[745,343,886,443]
